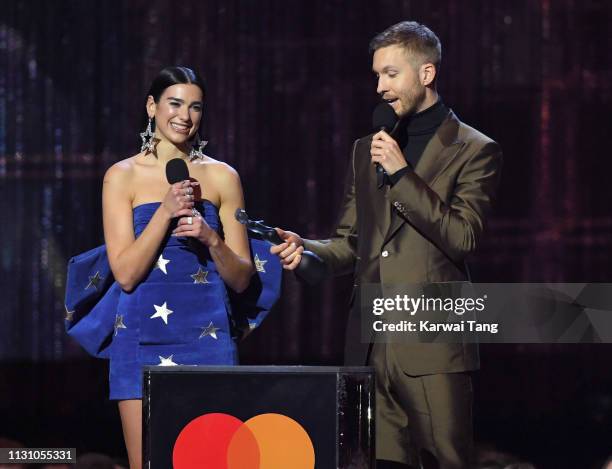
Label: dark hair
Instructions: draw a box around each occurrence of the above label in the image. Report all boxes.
[147,66,206,102]
[141,66,206,136]
[369,21,441,71]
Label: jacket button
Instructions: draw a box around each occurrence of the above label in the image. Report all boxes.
[381,250,389,258]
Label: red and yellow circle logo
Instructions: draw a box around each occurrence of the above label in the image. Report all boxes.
[173,413,315,469]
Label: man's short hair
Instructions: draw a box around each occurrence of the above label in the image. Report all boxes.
[369,21,442,71]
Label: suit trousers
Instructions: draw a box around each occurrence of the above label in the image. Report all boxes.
[369,343,474,468]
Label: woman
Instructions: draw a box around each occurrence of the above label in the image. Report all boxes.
[103,66,253,468]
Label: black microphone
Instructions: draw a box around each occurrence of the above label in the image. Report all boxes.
[166,158,190,184]
[166,158,200,250]
[235,209,327,286]
[371,102,399,188]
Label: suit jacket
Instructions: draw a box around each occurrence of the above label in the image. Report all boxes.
[304,110,503,375]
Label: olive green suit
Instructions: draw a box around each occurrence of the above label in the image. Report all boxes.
[304,110,502,467]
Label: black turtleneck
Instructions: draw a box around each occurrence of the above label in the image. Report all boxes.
[387,99,449,186]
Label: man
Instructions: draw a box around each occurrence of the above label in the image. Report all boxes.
[272,21,502,468]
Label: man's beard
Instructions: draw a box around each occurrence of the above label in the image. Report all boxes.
[397,83,427,117]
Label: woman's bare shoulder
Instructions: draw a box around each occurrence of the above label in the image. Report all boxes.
[194,156,239,181]
[104,153,144,183]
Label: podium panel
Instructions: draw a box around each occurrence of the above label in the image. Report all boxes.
[143,366,374,469]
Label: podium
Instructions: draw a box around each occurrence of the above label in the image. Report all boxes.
[143,366,375,469]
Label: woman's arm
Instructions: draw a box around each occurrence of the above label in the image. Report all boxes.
[103,162,196,292]
[172,165,254,292]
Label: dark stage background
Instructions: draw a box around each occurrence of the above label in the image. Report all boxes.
[1,1,611,467]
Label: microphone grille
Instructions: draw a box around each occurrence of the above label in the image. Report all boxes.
[372,102,398,132]
[166,158,190,184]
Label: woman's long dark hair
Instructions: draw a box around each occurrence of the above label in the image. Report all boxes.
[140,66,206,139]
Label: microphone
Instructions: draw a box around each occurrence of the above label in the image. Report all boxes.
[371,102,399,188]
[235,209,327,286]
[166,158,201,250]
[166,158,189,184]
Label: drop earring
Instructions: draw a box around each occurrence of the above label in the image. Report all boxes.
[140,117,159,154]
[189,133,208,161]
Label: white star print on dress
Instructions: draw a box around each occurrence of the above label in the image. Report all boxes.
[254,254,268,273]
[191,267,210,284]
[156,254,170,274]
[150,302,173,324]
[114,314,127,336]
[199,321,219,339]
[158,355,178,366]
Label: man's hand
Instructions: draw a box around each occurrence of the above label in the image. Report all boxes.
[270,228,305,270]
[370,130,408,175]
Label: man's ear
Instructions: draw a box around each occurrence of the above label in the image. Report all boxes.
[146,95,156,118]
[420,63,437,86]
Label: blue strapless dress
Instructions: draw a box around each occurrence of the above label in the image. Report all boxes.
[109,201,238,400]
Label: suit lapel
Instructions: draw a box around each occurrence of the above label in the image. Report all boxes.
[414,110,463,184]
[383,110,464,245]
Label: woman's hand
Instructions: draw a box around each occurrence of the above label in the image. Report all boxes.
[161,180,199,218]
[172,211,219,247]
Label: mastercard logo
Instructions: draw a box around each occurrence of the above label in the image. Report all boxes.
[172,412,315,469]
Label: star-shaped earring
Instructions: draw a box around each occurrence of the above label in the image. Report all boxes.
[140,117,160,156]
[142,136,160,157]
[189,134,208,161]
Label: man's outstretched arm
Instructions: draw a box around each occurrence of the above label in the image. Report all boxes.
[271,140,359,276]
